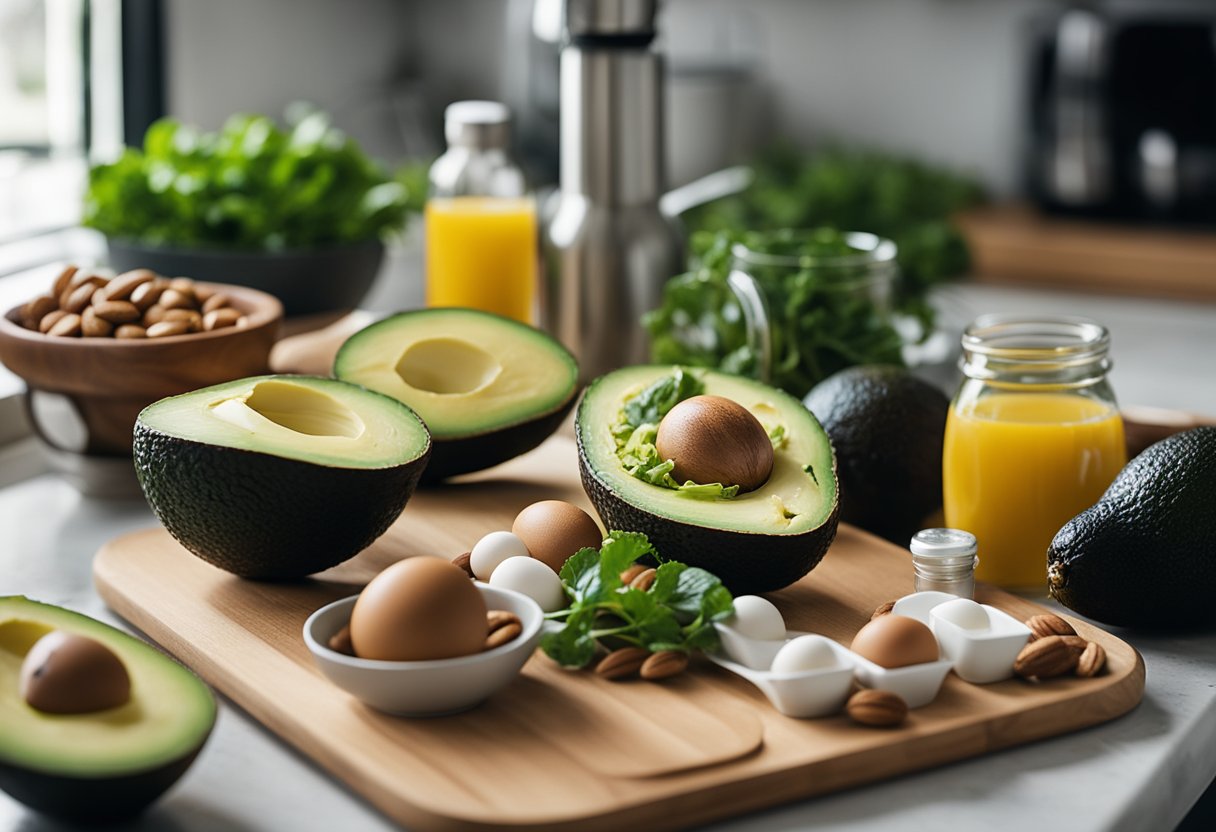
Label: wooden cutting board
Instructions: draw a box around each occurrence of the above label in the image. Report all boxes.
[93,436,1144,831]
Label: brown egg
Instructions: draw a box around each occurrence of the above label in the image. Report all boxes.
[850,615,939,668]
[20,631,131,714]
[655,395,774,492]
[512,500,603,573]
[350,558,487,661]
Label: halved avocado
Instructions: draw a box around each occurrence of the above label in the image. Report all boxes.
[577,366,840,594]
[333,308,579,482]
[134,375,431,578]
[0,597,216,822]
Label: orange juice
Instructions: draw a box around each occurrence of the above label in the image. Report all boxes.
[425,197,537,323]
[943,393,1126,588]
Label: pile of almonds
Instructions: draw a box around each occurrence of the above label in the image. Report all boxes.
[17,265,246,339]
[1014,613,1106,680]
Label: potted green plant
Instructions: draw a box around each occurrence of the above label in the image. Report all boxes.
[84,108,414,316]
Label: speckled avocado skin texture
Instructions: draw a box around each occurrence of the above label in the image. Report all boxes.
[1048,426,1216,629]
[133,422,429,578]
[576,418,840,595]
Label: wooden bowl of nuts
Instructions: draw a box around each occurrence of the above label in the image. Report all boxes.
[0,265,282,472]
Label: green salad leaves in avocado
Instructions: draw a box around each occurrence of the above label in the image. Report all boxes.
[542,532,735,668]
[578,366,839,594]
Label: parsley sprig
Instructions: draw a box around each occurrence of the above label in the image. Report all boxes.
[541,532,735,668]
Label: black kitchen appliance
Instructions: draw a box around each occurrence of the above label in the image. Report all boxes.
[1027,4,1216,223]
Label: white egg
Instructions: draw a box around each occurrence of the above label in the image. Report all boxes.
[727,595,786,640]
[770,635,839,674]
[934,598,990,631]
[470,531,530,581]
[489,556,568,612]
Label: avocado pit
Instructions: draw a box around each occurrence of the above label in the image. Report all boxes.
[20,631,131,715]
[656,395,774,493]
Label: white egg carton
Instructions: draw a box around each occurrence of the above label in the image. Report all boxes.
[892,591,1032,685]
[848,652,955,709]
[709,625,857,718]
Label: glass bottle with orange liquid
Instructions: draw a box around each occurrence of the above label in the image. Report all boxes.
[425,101,536,324]
[942,316,1126,589]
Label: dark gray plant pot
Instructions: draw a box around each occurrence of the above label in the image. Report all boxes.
[106,239,385,317]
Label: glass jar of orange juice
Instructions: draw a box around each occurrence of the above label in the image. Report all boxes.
[942,316,1126,589]
[425,101,536,323]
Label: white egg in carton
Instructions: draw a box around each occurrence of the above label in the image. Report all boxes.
[892,591,1033,684]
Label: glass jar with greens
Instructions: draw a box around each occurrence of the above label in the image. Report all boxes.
[645,228,904,398]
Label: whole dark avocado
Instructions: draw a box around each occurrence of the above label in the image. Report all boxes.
[1048,426,1216,629]
[803,365,949,543]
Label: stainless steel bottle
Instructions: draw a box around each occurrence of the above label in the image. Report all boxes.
[541,0,684,381]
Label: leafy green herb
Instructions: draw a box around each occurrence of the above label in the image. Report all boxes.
[84,108,416,250]
[541,531,735,667]
[611,370,740,499]
[649,145,983,399]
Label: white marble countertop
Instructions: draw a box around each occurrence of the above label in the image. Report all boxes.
[1,282,1215,831]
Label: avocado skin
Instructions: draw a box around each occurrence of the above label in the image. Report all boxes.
[1048,426,1216,629]
[420,393,577,483]
[576,420,840,595]
[803,365,948,544]
[0,749,203,824]
[134,423,429,578]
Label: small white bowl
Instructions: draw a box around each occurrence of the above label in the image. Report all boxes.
[850,653,954,709]
[303,583,543,717]
[930,604,1032,684]
[709,629,856,718]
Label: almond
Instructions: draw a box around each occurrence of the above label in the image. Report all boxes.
[595,647,649,680]
[451,551,474,578]
[328,625,355,656]
[628,567,657,592]
[1013,635,1084,680]
[142,304,168,326]
[92,299,141,324]
[114,324,147,340]
[1076,641,1106,678]
[485,610,523,650]
[38,309,69,333]
[81,306,113,338]
[51,265,78,297]
[871,600,896,620]
[847,689,908,727]
[48,313,82,338]
[130,281,165,312]
[202,292,231,314]
[146,320,190,338]
[640,650,688,680]
[1025,613,1076,641]
[163,308,202,331]
[101,269,155,301]
[159,288,194,310]
[619,564,648,585]
[21,295,57,329]
[60,280,99,313]
[203,308,241,331]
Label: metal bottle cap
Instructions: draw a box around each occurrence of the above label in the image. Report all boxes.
[565,0,657,39]
[910,528,978,558]
[444,101,511,150]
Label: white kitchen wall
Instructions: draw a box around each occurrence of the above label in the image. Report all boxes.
[165,0,1216,196]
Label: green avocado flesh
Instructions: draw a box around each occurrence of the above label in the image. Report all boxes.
[578,366,840,594]
[139,375,430,469]
[134,375,431,578]
[584,367,836,534]
[0,597,215,779]
[334,308,578,440]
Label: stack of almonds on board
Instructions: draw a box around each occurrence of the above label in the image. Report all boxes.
[1013,613,1106,680]
[18,265,245,339]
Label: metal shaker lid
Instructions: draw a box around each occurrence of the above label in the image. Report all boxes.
[909,528,978,559]
[444,101,511,149]
[565,0,657,39]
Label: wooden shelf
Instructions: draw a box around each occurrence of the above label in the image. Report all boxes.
[956,204,1216,302]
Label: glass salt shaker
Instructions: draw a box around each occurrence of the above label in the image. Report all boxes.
[910,529,979,599]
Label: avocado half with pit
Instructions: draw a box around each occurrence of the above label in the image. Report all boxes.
[0,597,216,822]
[577,366,840,594]
[134,375,431,578]
[333,308,579,482]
